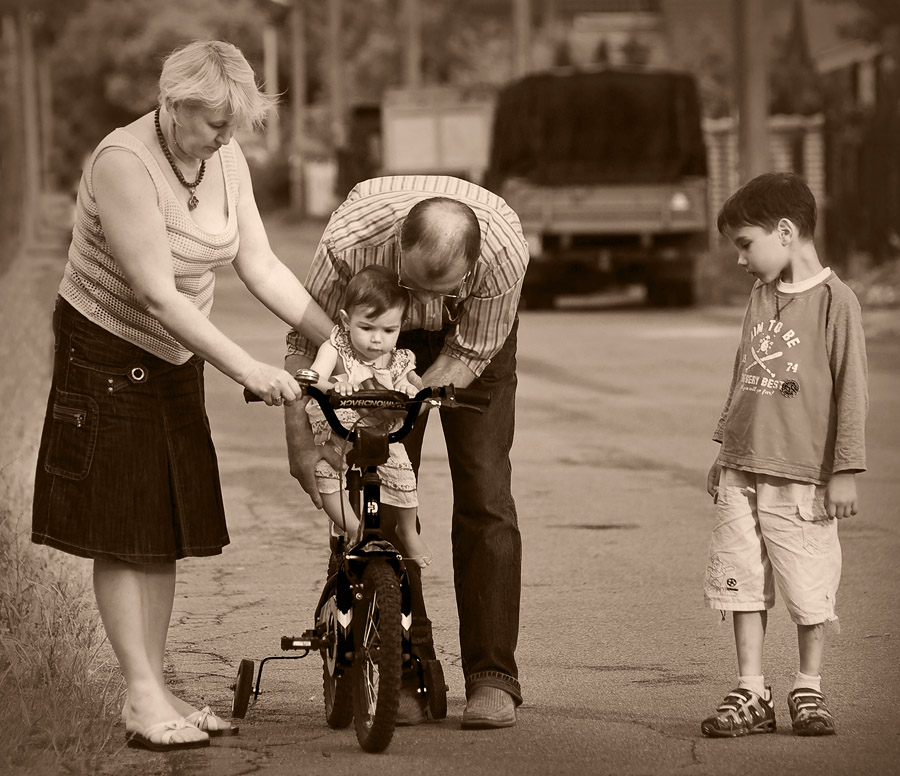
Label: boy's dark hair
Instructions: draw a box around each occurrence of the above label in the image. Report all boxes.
[343,265,409,318]
[716,172,817,239]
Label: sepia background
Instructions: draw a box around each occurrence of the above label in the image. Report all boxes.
[1,2,898,774]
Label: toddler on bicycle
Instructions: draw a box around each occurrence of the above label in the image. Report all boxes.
[701,173,868,738]
[307,264,432,567]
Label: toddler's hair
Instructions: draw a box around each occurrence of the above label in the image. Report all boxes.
[716,172,817,240]
[343,265,409,318]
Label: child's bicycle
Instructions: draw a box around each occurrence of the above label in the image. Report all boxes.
[234,369,490,753]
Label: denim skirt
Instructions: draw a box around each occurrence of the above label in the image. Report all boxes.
[31,298,229,563]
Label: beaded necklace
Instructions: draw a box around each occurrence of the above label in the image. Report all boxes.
[154,108,205,210]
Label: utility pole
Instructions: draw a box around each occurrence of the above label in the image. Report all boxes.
[263,20,281,154]
[403,0,422,88]
[289,0,306,214]
[19,6,40,241]
[2,12,24,250]
[542,0,558,36]
[735,0,769,181]
[328,0,345,149]
[512,0,532,77]
[38,56,52,191]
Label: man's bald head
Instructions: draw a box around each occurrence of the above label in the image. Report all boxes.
[399,198,481,283]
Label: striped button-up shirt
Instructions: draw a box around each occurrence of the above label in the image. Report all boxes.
[286,175,529,376]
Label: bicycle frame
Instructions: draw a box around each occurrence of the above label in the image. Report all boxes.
[303,387,416,673]
[237,378,489,751]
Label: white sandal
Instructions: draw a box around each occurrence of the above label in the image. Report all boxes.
[184,705,239,737]
[125,718,210,751]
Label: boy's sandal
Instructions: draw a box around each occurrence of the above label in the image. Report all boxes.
[184,705,240,737]
[701,687,776,738]
[788,688,836,736]
[125,718,210,751]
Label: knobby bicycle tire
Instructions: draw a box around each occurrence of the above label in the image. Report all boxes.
[352,559,403,752]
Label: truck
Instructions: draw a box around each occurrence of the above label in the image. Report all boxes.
[485,67,710,308]
[352,67,709,307]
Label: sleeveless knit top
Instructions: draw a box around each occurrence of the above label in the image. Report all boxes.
[59,128,241,364]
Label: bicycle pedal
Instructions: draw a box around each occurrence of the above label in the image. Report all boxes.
[281,631,320,651]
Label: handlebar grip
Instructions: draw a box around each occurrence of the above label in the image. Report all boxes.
[452,387,491,406]
[243,388,262,403]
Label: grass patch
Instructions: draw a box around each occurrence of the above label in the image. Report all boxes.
[0,206,126,774]
[0,501,125,775]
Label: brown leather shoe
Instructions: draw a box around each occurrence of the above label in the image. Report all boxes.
[461,686,516,729]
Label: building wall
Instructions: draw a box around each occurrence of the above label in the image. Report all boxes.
[704,115,826,245]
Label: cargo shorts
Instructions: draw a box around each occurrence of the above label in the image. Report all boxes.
[703,467,841,626]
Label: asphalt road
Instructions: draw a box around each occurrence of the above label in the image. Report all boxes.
[108,216,900,776]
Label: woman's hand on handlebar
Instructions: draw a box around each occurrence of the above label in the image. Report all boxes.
[242,362,301,406]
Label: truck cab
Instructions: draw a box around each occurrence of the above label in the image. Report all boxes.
[485,67,709,308]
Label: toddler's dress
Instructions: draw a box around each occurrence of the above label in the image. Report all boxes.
[306,325,418,508]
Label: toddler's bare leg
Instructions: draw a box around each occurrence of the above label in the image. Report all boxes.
[395,507,432,568]
[321,491,359,538]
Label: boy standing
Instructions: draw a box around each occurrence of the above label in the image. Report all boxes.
[701,173,868,738]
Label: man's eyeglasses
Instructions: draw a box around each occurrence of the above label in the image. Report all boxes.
[397,248,472,300]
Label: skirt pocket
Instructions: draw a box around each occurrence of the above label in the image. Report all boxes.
[44,390,99,481]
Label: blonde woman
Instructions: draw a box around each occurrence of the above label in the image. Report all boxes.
[31,40,333,751]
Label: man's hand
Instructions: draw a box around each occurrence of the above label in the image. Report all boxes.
[825,472,858,519]
[288,445,325,509]
[284,400,327,509]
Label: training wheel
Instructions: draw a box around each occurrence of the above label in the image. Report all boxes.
[423,659,448,720]
[231,658,255,719]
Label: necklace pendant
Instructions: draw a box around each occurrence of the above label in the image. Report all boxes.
[188,192,199,211]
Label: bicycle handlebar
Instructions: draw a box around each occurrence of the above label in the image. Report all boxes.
[243,382,490,444]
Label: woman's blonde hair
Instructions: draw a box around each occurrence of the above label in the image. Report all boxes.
[158,40,276,131]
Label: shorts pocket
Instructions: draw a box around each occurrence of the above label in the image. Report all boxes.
[44,391,99,481]
[798,504,836,555]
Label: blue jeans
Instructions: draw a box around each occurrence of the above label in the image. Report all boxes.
[396,318,522,704]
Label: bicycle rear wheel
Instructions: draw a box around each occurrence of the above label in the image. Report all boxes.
[352,559,403,753]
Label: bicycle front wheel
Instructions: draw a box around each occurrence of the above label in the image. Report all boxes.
[352,559,403,753]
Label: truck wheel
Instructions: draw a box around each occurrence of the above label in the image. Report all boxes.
[670,280,696,307]
[645,271,697,307]
[522,287,555,310]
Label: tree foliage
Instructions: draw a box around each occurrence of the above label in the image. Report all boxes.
[49,0,268,184]
[816,0,900,42]
[45,0,516,181]
[301,0,514,109]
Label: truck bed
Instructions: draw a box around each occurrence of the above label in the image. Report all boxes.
[501,177,708,236]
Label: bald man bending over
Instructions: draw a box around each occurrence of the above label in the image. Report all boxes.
[284,175,529,729]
